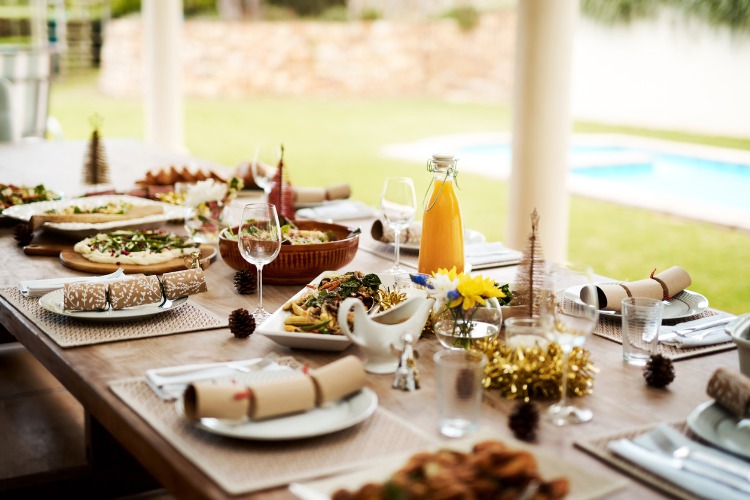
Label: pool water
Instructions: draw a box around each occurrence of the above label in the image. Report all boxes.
[458,144,750,213]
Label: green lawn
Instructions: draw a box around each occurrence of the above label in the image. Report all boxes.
[49,72,750,314]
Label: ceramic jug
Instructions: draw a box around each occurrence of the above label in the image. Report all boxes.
[338,296,434,374]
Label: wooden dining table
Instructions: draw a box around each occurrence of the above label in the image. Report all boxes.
[0,140,741,499]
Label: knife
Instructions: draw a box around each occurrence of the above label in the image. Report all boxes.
[674,317,735,335]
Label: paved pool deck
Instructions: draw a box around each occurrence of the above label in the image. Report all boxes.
[382,132,750,233]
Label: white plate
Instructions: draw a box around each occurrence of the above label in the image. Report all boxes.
[257,271,395,351]
[290,429,628,500]
[2,195,186,238]
[177,387,378,440]
[687,400,750,459]
[396,228,486,252]
[564,285,708,320]
[39,288,187,321]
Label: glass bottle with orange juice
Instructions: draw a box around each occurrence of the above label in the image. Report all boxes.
[418,154,464,274]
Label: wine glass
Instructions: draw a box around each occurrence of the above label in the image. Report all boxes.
[250,146,277,201]
[238,203,282,321]
[539,264,599,426]
[380,177,417,274]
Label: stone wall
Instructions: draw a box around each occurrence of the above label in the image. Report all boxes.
[98,13,516,101]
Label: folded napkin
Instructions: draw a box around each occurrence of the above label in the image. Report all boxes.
[609,424,750,500]
[589,266,691,312]
[465,242,523,269]
[658,315,734,348]
[19,268,125,298]
[184,355,367,421]
[707,367,750,418]
[295,200,377,221]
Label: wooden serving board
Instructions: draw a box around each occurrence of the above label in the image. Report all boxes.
[24,242,72,256]
[30,205,164,230]
[59,245,216,275]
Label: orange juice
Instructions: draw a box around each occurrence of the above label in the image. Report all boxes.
[418,158,464,274]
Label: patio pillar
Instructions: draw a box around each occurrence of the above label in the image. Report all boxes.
[506,0,578,263]
[143,0,184,152]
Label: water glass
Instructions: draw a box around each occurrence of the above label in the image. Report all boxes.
[504,317,548,349]
[434,349,486,438]
[622,297,664,365]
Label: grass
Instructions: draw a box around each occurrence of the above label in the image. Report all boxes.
[49,71,750,314]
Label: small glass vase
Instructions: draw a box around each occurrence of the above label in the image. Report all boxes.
[184,200,228,244]
[434,303,503,350]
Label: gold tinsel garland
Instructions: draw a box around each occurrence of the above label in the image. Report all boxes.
[480,339,598,402]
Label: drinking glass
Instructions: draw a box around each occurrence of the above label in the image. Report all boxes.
[250,146,277,201]
[238,203,282,321]
[380,177,417,274]
[540,264,599,425]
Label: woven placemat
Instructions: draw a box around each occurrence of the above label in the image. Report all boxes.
[575,421,699,500]
[593,311,736,361]
[0,287,227,348]
[109,378,435,496]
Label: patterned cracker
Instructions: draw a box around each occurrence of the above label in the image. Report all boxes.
[706,367,750,418]
[109,276,163,310]
[63,282,108,311]
[162,269,208,300]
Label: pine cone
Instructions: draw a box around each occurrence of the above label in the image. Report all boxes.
[229,308,256,338]
[643,354,675,388]
[14,222,33,247]
[234,269,257,294]
[508,401,539,441]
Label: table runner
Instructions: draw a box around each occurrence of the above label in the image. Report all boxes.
[594,312,736,361]
[0,287,227,348]
[575,422,699,500]
[109,378,435,496]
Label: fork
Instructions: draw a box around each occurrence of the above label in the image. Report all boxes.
[650,427,750,482]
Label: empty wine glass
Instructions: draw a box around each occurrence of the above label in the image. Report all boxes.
[540,264,599,426]
[250,146,277,201]
[238,203,282,322]
[380,177,417,274]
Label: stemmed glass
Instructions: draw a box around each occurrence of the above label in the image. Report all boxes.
[540,264,599,426]
[250,146,277,201]
[238,203,282,322]
[380,177,417,274]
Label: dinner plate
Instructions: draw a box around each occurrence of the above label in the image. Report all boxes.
[177,387,378,440]
[396,228,486,252]
[2,195,186,238]
[290,429,628,500]
[257,271,396,351]
[564,285,708,320]
[687,400,750,459]
[39,288,187,320]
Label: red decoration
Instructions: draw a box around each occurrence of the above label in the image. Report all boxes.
[268,144,295,220]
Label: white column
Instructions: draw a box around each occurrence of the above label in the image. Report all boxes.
[506,0,578,263]
[143,0,184,152]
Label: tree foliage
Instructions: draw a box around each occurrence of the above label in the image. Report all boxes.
[582,0,750,32]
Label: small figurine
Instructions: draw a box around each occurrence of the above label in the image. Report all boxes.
[392,333,420,391]
[184,251,203,270]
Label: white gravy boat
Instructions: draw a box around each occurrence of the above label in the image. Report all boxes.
[338,296,434,374]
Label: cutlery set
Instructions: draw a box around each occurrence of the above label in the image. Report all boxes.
[611,423,750,497]
[146,357,277,400]
[658,315,736,343]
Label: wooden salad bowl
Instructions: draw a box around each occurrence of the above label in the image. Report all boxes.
[219,220,360,284]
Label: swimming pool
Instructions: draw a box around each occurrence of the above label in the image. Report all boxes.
[458,143,750,214]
